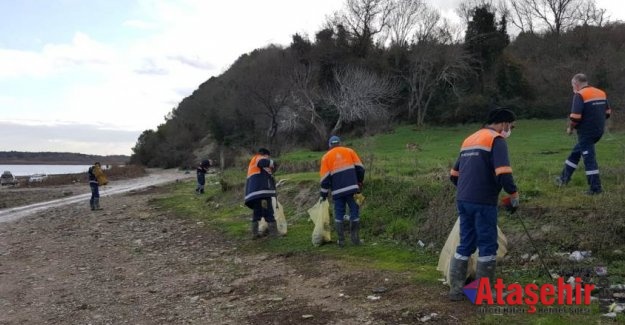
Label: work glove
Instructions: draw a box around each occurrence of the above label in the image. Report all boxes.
[501,193,519,214]
[357,182,363,193]
[320,193,327,202]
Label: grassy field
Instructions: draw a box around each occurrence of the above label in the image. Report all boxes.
[155,119,625,324]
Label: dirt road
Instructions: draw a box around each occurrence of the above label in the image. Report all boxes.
[0,170,473,324]
[0,169,192,223]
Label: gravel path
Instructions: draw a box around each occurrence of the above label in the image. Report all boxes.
[0,170,473,324]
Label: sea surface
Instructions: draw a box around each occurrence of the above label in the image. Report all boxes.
[0,165,92,177]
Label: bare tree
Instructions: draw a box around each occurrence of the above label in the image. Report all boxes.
[456,0,497,25]
[326,66,399,134]
[577,0,607,27]
[387,0,426,47]
[437,18,466,45]
[532,0,580,34]
[508,0,594,35]
[413,4,442,43]
[335,0,394,56]
[237,46,294,145]
[404,44,475,126]
[505,0,536,33]
[288,63,329,145]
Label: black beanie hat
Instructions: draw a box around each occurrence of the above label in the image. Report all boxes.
[258,148,271,155]
[486,107,516,124]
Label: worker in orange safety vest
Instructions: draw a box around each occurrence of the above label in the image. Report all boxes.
[319,136,365,247]
[244,148,278,238]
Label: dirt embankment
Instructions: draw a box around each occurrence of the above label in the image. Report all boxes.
[0,176,475,324]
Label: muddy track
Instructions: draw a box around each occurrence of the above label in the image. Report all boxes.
[0,171,476,324]
[0,170,193,223]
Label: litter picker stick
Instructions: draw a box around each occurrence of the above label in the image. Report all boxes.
[514,211,554,281]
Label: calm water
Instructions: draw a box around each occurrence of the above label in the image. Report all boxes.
[0,165,92,177]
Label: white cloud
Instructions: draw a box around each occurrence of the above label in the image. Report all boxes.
[43,32,117,67]
[0,32,116,79]
[122,19,158,30]
[0,49,52,78]
[0,121,140,155]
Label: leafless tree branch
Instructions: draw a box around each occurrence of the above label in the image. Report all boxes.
[326,66,399,134]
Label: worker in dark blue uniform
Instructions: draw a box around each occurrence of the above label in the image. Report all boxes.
[556,73,611,195]
[244,148,278,238]
[319,136,365,247]
[88,162,104,211]
[195,159,210,194]
[447,108,519,301]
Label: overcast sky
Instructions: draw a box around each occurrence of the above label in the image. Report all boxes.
[0,0,622,155]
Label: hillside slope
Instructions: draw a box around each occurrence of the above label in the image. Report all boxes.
[158,119,625,323]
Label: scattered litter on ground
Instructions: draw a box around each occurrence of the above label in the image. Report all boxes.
[366,295,381,301]
[608,303,625,313]
[265,297,284,301]
[372,287,388,294]
[568,251,591,261]
[419,312,438,322]
[602,312,617,319]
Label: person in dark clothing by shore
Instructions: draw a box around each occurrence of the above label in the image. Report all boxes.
[196,159,211,194]
[88,162,104,211]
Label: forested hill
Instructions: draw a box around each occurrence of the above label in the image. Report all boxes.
[130,0,625,169]
[0,151,129,165]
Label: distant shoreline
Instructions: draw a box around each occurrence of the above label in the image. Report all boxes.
[0,151,129,166]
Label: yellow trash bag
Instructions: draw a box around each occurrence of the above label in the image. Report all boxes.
[308,199,332,246]
[258,197,287,235]
[94,165,108,185]
[354,193,365,206]
[436,217,508,285]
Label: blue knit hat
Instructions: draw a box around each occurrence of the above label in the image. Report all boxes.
[328,136,341,148]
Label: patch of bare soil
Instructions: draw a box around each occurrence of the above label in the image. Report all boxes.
[0,185,477,324]
[0,184,89,209]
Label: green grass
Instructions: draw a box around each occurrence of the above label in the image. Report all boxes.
[153,180,436,274]
[154,119,625,324]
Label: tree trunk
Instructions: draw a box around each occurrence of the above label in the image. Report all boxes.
[331,116,343,135]
[219,145,225,170]
[312,120,329,149]
[267,115,278,146]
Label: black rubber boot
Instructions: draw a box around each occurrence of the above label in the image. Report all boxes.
[475,260,496,286]
[476,260,497,301]
[335,221,345,248]
[449,257,468,301]
[90,199,96,211]
[350,220,361,245]
[268,221,279,238]
[586,174,602,195]
[251,221,260,239]
[94,198,103,210]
